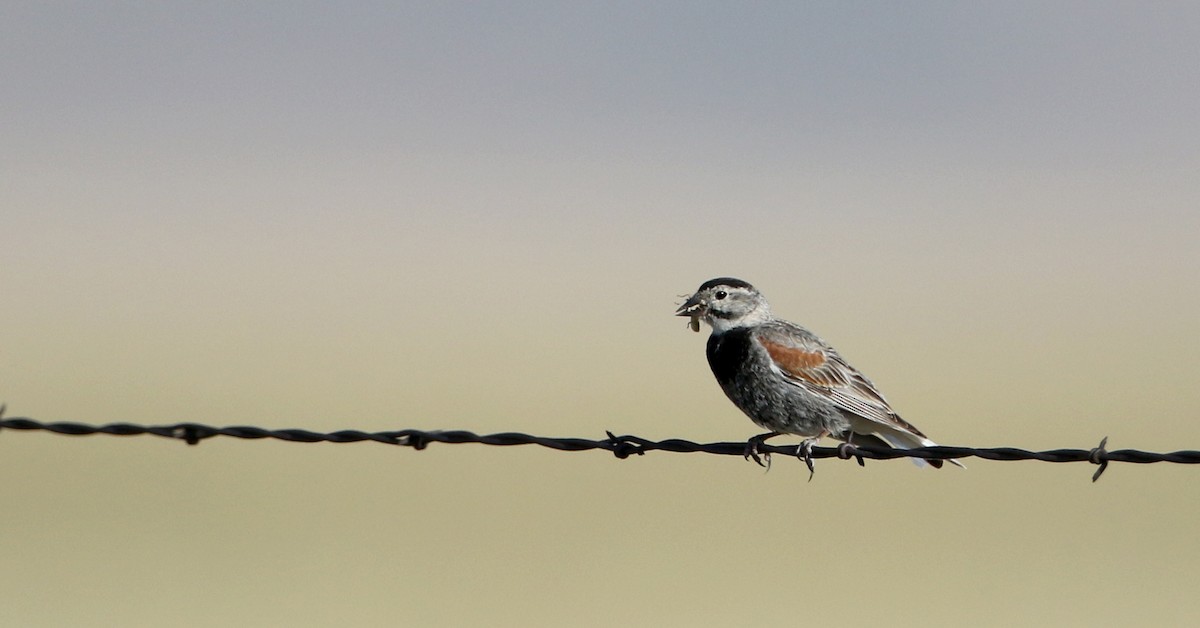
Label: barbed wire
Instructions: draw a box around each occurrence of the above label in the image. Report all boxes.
[4,410,1199,481]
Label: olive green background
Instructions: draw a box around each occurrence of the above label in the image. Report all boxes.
[3,4,1198,626]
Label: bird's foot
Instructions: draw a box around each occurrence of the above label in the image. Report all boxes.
[796,432,829,481]
[743,432,781,470]
[836,442,866,467]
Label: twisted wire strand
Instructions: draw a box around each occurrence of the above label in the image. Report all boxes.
[4,414,1199,481]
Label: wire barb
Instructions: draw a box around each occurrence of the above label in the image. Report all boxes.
[1089,436,1110,482]
[604,431,645,459]
[3,416,1199,482]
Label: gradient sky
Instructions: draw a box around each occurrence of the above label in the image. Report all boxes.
[3,3,1199,626]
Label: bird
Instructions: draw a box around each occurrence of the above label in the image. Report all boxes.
[675,277,962,476]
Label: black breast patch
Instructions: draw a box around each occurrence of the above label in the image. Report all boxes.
[706,328,755,387]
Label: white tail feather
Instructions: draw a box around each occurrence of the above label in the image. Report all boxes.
[877,433,966,469]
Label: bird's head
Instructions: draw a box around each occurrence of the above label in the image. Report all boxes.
[675,277,771,333]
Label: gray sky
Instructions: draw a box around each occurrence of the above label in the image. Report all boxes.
[6,3,1199,170]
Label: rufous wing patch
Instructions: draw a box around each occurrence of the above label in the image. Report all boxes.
[759,338,842,388]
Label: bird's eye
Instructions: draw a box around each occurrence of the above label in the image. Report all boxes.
[714,290,727,300]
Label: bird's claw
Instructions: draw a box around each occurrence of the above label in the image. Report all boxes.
[797,438,818,481]
[743,441,771,471]
[837,442,866,467]
[743,432,780,471]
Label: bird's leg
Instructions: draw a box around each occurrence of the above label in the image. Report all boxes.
[744,431,781,470]
[796,430,829,482]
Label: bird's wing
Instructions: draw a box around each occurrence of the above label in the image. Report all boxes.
[754,324,930,439]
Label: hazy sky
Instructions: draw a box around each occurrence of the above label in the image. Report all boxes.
[3,3,1199,626]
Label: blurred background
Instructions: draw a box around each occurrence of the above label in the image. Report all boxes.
[3,2,1198,626]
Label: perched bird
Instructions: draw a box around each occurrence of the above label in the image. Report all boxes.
[676,277,962,475]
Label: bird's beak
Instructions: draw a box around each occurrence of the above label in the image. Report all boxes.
[675,294,705,332]
[675,294,704,317]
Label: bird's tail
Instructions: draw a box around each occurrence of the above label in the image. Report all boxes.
[852,431,966,469]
